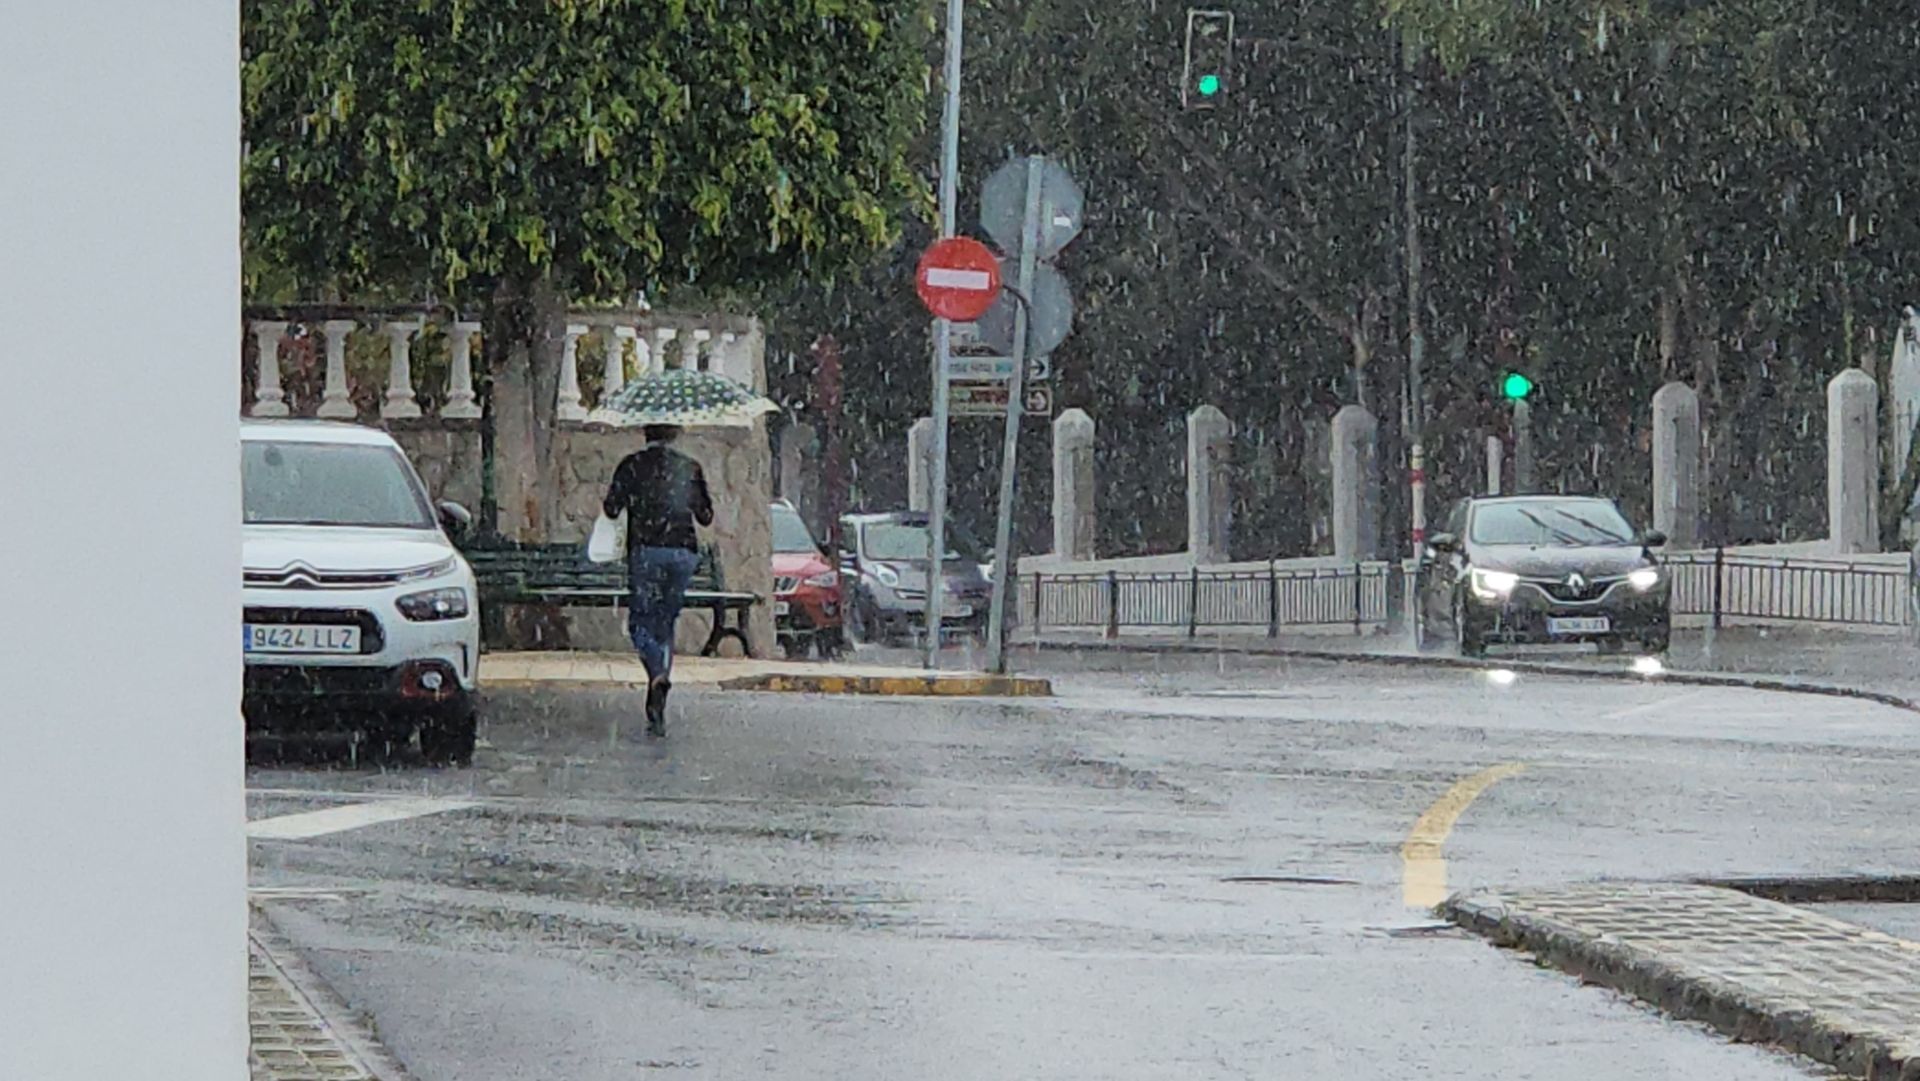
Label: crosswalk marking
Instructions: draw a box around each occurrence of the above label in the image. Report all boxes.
[247,796,477,840]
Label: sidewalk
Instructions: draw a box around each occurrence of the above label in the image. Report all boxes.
[1019,625,1920,703]
[480,651,1051,696]
[1444,883,1920,1080]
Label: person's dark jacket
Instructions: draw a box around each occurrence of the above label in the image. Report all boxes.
[603,445,714,553]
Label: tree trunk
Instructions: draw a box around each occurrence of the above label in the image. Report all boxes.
[482,274,574,649]
[484,274,569,542]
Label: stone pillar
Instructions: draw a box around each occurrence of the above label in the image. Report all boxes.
[1651,381,1701,549]
[639,330,663,376]
[1890,307,1920,472]
[719,330,742,384]
[1829,367,1881,553]
[587,325,636,424]
[248,320,290,417]
[691,327,713,371]
[316,318,358,418]
[654,326,680,371]
[379,321,423,420]
[442,321,483,419]
[1512,400,1536,493]
[780,421,815,516]
[554,323,589,422]
[1052,408,1096,560]
[1330,404,1379,562]
[907,415,935,512]
[1187,404,1233,564]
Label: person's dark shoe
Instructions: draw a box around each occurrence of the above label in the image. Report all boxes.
[646,677,670,738]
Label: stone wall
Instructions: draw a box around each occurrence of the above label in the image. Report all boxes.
[389,424,485,514]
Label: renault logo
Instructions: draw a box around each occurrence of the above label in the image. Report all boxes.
[1566,573,1587,591]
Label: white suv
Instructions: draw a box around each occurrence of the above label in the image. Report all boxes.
[241,420,480,762]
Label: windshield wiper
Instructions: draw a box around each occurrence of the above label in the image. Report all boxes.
[1515,508,1588,547]
[1549,507,1631,545]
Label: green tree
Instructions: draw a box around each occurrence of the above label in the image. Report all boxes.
[243,0,932,533]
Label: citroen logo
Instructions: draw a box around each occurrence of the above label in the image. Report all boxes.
[1567,573,1587,591]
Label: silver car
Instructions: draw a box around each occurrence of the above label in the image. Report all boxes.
[837,512,992,645]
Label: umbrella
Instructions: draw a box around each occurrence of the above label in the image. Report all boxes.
[598,368,778,428]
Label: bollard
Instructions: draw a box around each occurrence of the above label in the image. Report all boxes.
[1105,570,1120,639]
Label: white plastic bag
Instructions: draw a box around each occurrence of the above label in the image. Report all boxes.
[586,512,626,563]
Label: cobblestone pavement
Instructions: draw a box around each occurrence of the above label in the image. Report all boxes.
[1445,883,1920,1079]
[251,919,408,1081]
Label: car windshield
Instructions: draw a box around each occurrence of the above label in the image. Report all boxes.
[862,521,982,563]
[1470,501,1634,547]
[771,506,819,554]
[242,440,435,529]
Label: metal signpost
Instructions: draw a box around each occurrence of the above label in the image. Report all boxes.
[981,155,1083,674]
[924,0,967,669]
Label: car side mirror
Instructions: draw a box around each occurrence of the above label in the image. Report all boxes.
[1427,532,1459,555]
[1640,529,1668,549]
[436,500,472,540]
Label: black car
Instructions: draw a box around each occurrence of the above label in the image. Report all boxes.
[1416,495,1670,657]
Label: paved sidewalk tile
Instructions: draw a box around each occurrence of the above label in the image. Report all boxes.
[1445,883,1920,1079]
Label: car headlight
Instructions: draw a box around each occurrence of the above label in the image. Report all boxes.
[805,571,839,589]
[395,557,460,583]
[1628,567,1663,592]
[1470,569,1520,600]
[873,564,900,588]
[397,587,470,621]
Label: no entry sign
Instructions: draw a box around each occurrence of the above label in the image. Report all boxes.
[915,236,1002,322]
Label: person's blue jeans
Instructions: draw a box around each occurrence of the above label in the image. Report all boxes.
[626,546,699,681]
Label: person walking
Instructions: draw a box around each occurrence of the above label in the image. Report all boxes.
[603,424,714,737]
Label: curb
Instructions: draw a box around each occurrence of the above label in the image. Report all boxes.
[1020,637,1920,714]
[716,673,1053,696]
[1702,873,1920,905]
[1441,888,1920,1080]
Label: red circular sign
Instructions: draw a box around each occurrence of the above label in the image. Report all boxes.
[915,236,1003,321]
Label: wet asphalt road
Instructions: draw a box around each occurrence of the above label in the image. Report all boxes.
[246,649,1920,1079]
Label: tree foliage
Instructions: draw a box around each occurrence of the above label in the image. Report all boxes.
[242,0,933,304]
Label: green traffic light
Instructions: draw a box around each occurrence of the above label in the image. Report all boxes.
[1501,372,1535,400]
[1196,73,1222,96]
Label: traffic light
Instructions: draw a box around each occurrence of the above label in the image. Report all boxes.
[1501,371,1535,401]
[1182,10,1234,109]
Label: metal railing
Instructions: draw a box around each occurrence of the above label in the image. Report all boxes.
[1660,549,1913,629]
[1020,550,1918,639]
[1021,562,1395,638]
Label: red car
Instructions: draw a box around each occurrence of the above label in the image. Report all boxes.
[772,501,845,659]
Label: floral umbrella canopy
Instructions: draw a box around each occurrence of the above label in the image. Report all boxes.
[598,368,778,428]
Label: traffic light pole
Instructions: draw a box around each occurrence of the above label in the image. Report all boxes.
[1402,30,1427,556]
[924,0,964,669]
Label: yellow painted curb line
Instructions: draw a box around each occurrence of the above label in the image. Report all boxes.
[716,673,1053,696]
[1401,762,1528,910]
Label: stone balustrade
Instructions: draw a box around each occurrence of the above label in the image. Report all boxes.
[243,309,764,425]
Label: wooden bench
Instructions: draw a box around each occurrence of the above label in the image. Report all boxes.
[461,539,760,658]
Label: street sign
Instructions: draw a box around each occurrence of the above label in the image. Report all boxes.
[949,380,1053,417]
[915,237,1003,322]
[946,354,1051,382]
[976,263,1073,357]
[981,157,1084,260]
[949,381,1009,416]
[1023,384,1054,416]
